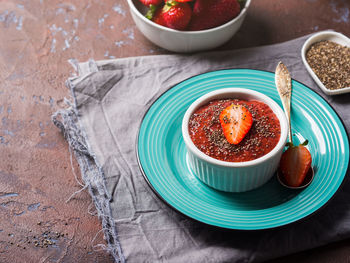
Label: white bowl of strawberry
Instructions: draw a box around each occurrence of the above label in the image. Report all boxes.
[127,0,251,52]
[182,88,288,192]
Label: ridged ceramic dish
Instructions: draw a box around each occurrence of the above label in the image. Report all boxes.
[182,88,288,192]
[137,69,349,230]
[301,31,350,95]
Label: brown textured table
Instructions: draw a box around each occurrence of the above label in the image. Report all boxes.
[0,0,349,262]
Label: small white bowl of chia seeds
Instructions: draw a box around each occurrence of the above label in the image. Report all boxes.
[301,31,350,95]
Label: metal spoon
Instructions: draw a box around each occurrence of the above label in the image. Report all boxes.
[275,61,314,189]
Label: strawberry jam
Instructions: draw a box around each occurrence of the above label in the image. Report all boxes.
[188,99,281,162]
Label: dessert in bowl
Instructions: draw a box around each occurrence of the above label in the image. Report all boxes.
[182,88,288,192]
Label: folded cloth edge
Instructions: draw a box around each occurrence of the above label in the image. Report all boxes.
[52,61,125,263]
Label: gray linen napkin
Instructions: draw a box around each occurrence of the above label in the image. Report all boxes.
[53,34,350,263]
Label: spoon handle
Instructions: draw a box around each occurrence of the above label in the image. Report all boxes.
[275,62,293,144]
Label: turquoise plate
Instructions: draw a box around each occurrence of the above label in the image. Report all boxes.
[137,69,349,230]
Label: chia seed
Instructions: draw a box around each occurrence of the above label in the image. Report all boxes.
[188,99,281,162]
[306,40,350,90]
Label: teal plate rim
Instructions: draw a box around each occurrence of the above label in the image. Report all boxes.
[136,68,350,230]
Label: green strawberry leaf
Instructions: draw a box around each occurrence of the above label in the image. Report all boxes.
[163,1,178,12]
[285,142,294,148]
[145,4,158,20]
[301,140,309,146]
[237,0,246,9]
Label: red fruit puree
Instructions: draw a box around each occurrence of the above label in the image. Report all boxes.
[188,99,281,162]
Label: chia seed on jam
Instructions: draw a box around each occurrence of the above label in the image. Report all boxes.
[188,99,281,162]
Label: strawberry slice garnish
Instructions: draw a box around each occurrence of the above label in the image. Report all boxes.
[279,141,312,187]
[219,104,253,145]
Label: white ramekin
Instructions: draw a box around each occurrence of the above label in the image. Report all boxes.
[182,88,288,192]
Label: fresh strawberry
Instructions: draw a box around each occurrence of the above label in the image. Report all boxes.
[147,1,192,30]
[189,0,240,31]
[219,104,253,145]
[164,0,193,2]
[148,5,166,26]
[158,1,192,30]
[139,0,163,7]
[279,141,312,187]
